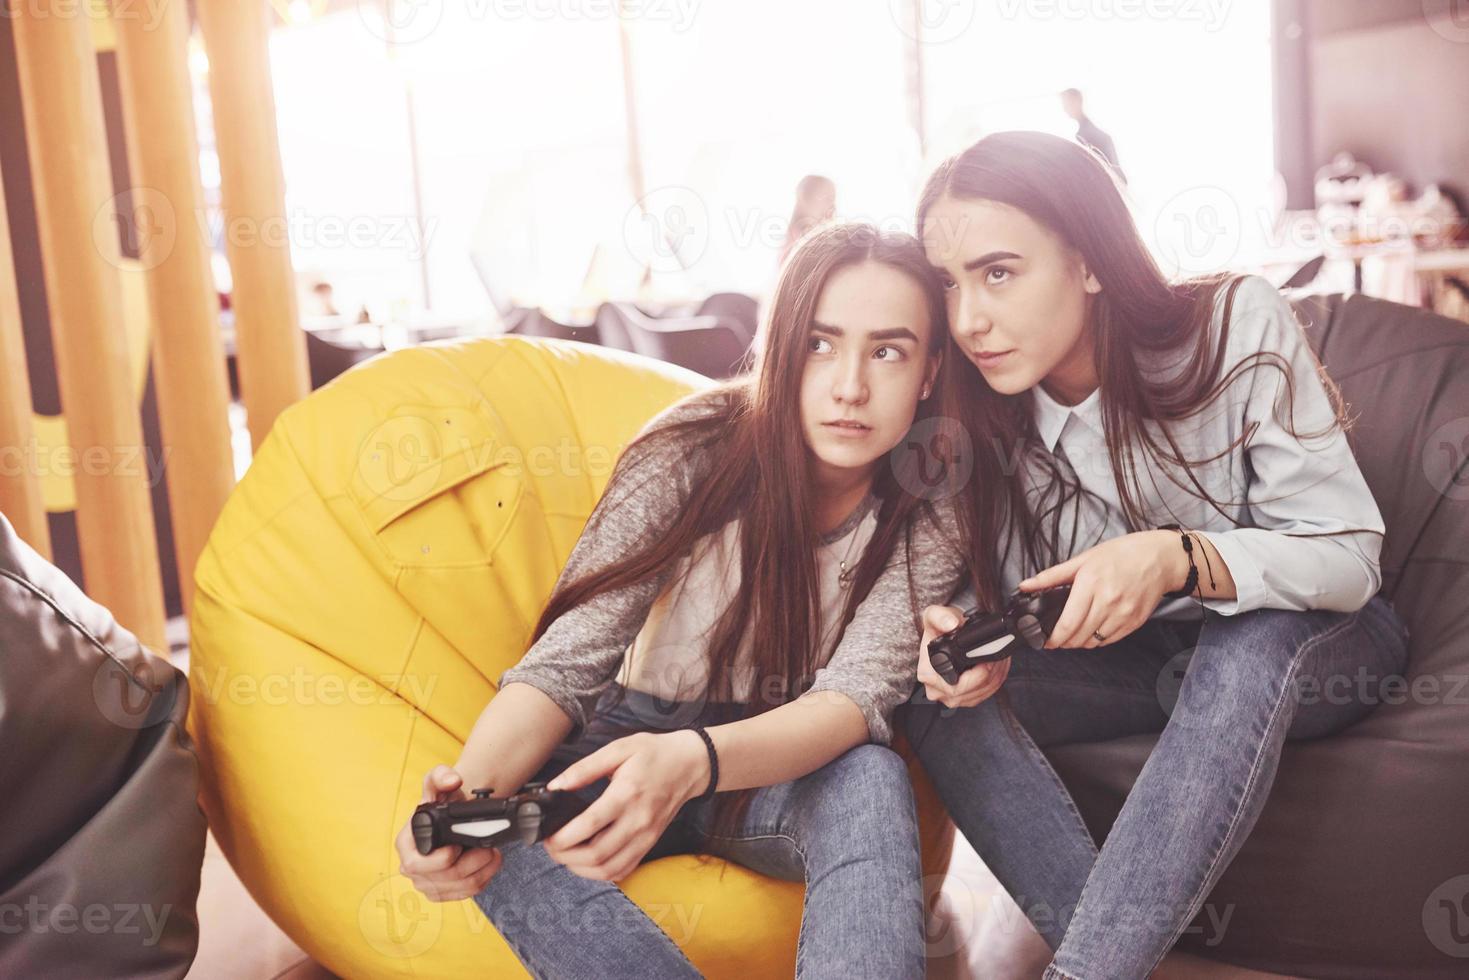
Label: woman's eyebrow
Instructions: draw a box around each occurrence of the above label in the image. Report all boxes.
[962,250,1022,272]
[811,322,920,343]
[867,327,920,343]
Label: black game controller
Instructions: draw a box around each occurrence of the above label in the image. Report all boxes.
[926,585,1073,685]
[412,782,588,855]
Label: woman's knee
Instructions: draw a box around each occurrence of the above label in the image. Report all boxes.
[802,744,916,828]
[778,746,920,877]
[832,742,910,782]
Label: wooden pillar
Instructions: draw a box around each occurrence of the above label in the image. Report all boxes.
[900,0,928,160]
[1272,0,1315,210]
[0,150,51,559]
[110,0,236,613]
[195,0,308,450]
[10,0,166,650]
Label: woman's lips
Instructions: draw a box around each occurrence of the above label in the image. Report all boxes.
[973,349,1014,368]
[823,420,873,438]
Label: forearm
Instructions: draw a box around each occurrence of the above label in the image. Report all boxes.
[453,682,576,798]
[700,690,870,793]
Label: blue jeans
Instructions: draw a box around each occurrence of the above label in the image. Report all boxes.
[899,596,1410,980]
[473,685,926,979]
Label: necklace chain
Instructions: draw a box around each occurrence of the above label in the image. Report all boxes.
[834,519,864,590]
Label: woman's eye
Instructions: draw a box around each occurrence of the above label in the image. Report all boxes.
[809,337,834,354]
[873,345,905,361]
[985,267,1012,285]
[940,276,958,291]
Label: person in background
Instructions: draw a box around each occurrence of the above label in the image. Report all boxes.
[1060,88,1125,185]
[779,174,838,267]
[306,279,341,318]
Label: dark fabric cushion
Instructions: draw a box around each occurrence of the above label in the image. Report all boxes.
[0,513,205,977]
[1048,294,1469,978]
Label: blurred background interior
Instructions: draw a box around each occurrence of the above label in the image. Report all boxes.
[1,1,1466,977]
[4,0,1467,623]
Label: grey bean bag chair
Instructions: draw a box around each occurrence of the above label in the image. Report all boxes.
[1049,293,1469,977]
[0,513,204,977]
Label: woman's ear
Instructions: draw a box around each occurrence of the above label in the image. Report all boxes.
[1081,264,1103,295]
[921,348,943,400]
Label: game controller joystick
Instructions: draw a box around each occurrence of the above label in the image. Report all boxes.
[411,782,586,855]
[925,585,1073,685]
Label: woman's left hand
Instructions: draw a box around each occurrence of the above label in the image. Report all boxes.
[542,730,711,881]
[1019,530,1187,650]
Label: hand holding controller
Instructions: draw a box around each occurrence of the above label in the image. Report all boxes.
[412,782,588,855]
[926,585,1073,685]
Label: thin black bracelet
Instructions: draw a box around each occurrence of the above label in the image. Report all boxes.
[1158,524,1199,599]
[688,726,719,803]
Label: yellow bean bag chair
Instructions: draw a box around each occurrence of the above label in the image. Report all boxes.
[188,336,955,978]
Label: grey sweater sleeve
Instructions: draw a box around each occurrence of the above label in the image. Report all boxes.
[497,394,720,741]
[805,499,968,745]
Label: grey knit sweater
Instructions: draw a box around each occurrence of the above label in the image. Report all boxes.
[498,392,968,745]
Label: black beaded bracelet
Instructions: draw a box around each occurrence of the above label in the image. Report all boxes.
[688,726,719,803]
[1159,524,1200,599]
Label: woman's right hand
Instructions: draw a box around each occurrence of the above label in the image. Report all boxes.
[916,605,1011,709]
[396,765,504,902]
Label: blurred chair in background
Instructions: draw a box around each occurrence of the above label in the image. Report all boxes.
[597,301,753,379]
[504,307,601,345]
[696,291,760,340]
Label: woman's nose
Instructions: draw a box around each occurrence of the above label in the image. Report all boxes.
[832,358,868,404]
[957,295,993,340]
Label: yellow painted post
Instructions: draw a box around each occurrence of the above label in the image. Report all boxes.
[10,0,167,650]
[195,0,309,449]
[111,0,236,614]
[0,151,52,559]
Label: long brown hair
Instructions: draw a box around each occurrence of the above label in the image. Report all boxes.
[532,222,947,839]
[916,131,1349,611]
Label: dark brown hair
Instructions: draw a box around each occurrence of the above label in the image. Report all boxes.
[916,131,1348,611]
[532,222,947,840]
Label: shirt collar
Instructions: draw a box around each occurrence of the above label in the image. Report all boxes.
[1030,384,1103,452]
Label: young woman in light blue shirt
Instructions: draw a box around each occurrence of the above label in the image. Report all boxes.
[901,131,1410,980]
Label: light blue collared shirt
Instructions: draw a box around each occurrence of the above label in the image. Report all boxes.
[994,275,1385,618]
